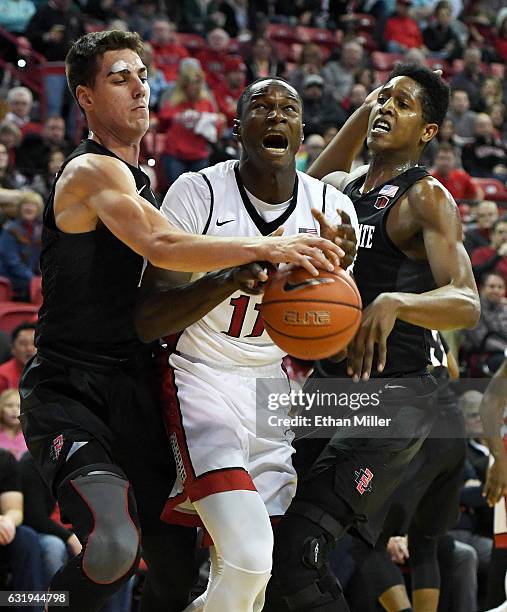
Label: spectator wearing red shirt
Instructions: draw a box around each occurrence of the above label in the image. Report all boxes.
[471,217,507,290]
[150,18,189,84]
[211,56,247,128]
[431,144,482,218]
[159,59,222,186]
[196,28,232,89]
[0,323,36,395]
[384,0,425,53]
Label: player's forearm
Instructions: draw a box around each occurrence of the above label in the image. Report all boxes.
[480,361,507,459]
[388,285,480,330]
[136,269,239,342]
[148,233,264,272]
[307,103,371,179]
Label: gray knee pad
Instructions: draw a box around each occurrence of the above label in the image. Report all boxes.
[57,464,141,584]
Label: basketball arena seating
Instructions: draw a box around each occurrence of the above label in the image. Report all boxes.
[473,178,507,204]
[0,277,40,333]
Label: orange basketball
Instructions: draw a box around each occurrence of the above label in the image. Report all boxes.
[260,266,362,360]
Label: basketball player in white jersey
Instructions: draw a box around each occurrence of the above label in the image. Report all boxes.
[136,77,358,612]
[479,359,507,611]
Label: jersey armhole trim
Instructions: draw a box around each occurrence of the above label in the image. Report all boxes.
[198,172,214,235]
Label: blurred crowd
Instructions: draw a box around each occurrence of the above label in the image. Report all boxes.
[0,0,505,610]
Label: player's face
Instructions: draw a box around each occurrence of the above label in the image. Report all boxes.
[367,76,437,155]
[237,82,303,169]
[77,49,150,142]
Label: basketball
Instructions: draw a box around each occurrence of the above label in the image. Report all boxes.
[260,266,362,360]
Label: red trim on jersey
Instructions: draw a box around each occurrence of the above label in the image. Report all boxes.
[161,467,256,525]
[495,533,507,548]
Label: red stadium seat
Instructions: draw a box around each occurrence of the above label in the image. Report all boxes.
[177,33,206,53]
[425,57,451,78]
[0,277,12,302]
[355,30,379,51]
[30,276,42,306]
[371,51,402,71]
[295,26,338,51]
[354,13,376,32]
[0,302,38,333]
[266,23,300,44]
[473,178,507,203]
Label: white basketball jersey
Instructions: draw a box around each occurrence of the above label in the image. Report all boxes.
[161,160,358,367]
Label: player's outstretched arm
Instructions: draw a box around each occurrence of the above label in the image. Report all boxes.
[59,156,343,275]
[480,360,507,506]
[307,86,380,179]
[347,180,480,380]
[135,263,267,342]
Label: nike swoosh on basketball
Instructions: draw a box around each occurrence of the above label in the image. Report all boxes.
[137,185,146,195]
[283,278,334,292]
[216,219,235,226]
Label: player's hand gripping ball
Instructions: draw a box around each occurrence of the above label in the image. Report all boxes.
[260,266,362,360]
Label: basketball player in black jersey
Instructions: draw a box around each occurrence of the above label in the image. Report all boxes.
[18,31,344,612]
[264,64,480,612]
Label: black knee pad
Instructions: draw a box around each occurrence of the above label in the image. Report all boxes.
[408,528,439,590]
[57,463,141,585]
[273,503,350,611]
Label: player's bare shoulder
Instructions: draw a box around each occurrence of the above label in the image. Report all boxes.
[407,174,461,228]
[322,165,368,193]
[54,153,137,233]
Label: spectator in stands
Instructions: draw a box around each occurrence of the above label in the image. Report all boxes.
[341,83,368,117]
[447,89,477,141]
[0,0,35,35]
[244,37,284,84]
[490,102,507,143]
[19,451,80,589]
[479,77,504,115]
[288,42,327,95]
[0,324,35,395]
[423,0,463,61]
[450,47,485,112]
[180,0,222,35]
[355,67,379,93]
[211,55,247,128]
[25,0,84,118]
[15,116,71,179]
[384,0,425,53]
[4,87,41,137]
[464,200,499,255]
[213,0,248,37]
[321,40,365,103]
[431,143,482,204]
[0,121,21,168]
[159,59,220,186]
[0,191,42,301]
[26,148,65,201]
[493,11,507,62]
[0,143,25,193]
[0,389,26,460]
[126,0,158,39]
[296,133,325,172]
[149,18,189,85]
[462,113,507,180]
[196,27,233,89]
[300,73,348,136]
[463,273,507,373]
[140,43,169,112]
[0,448,44,602]
[471,217,507,289]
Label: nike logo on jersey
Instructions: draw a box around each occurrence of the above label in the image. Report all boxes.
[137,185,146,195]
[283,278,334,292]
[216,219,235,226]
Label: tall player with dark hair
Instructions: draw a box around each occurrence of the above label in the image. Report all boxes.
[18,31,344,612]
[265,64,480,612]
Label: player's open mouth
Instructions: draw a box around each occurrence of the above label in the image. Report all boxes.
[371,118,391,134]
[262,132,289,153]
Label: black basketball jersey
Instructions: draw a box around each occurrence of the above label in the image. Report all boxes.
[344,166,436,376]
[36,139,158,361]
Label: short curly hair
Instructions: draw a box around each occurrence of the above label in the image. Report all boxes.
[386,63,450,127]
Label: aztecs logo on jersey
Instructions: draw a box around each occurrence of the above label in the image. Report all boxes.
[49,434,64,462]
[374,195,390,210]
[355,467,374,495]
